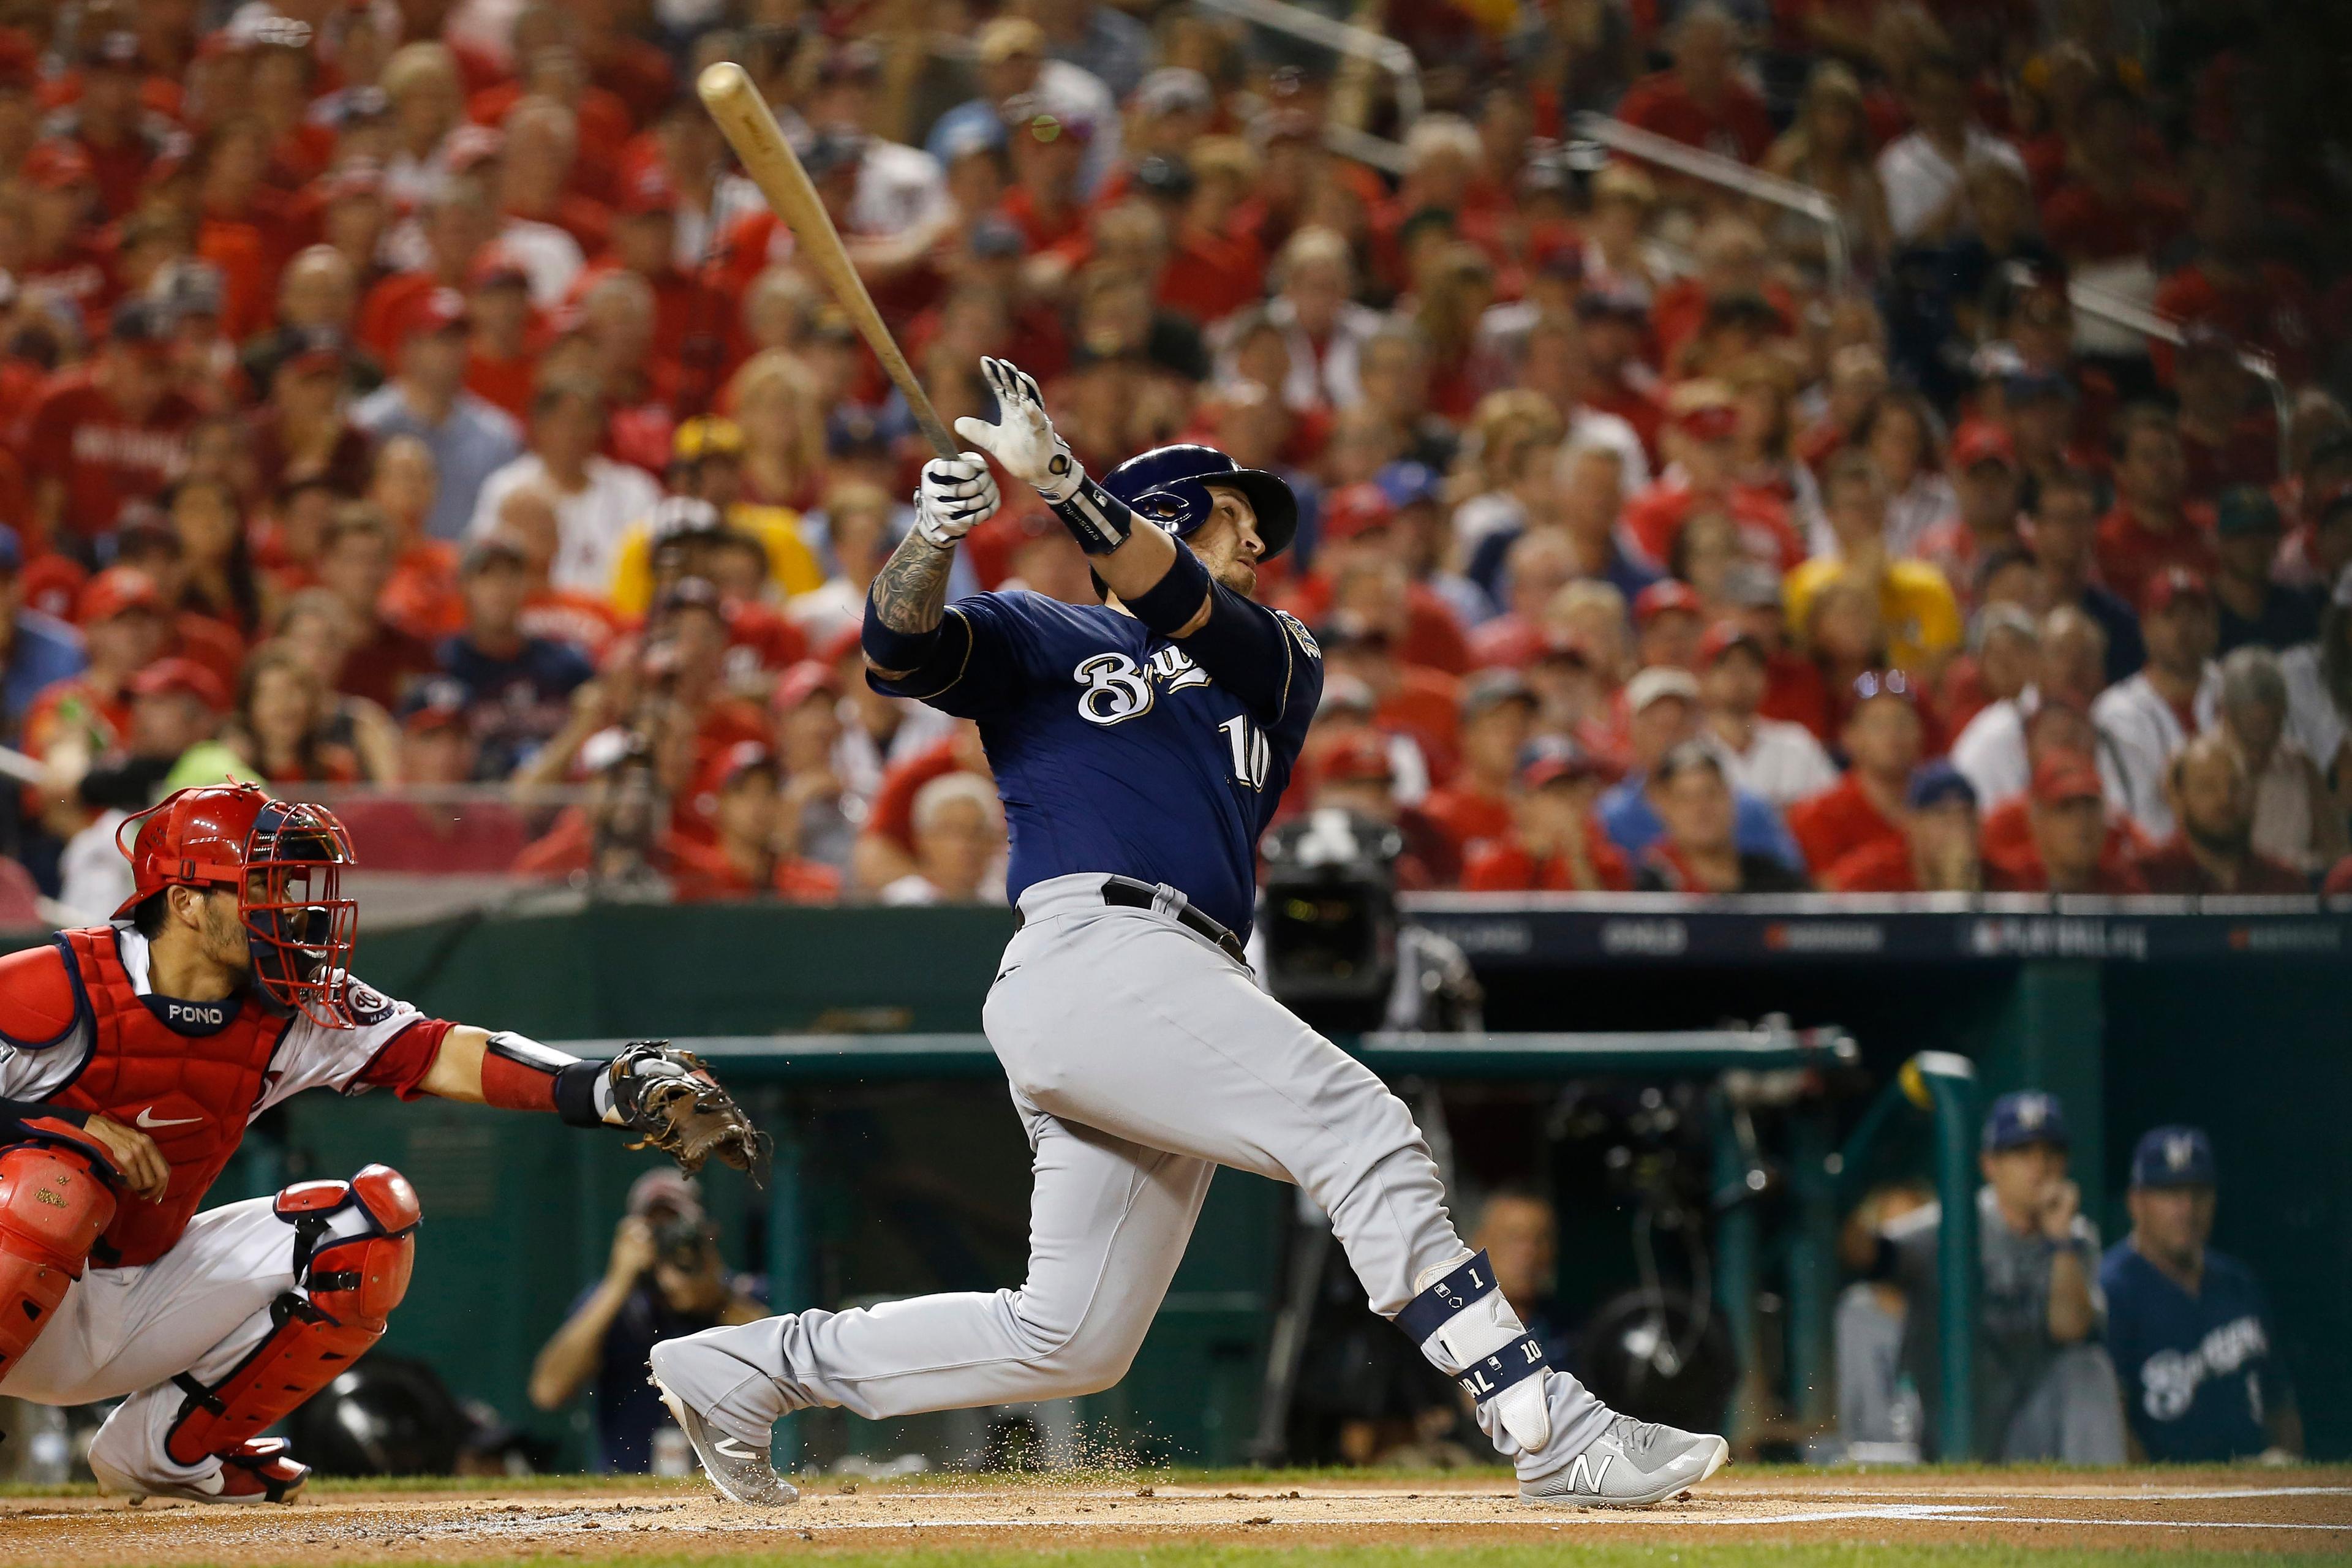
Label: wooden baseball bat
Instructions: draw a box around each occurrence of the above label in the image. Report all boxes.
[696,61,959,459]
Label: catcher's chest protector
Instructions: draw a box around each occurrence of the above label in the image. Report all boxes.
[45,930,290,1267]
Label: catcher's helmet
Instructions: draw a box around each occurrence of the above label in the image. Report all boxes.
[115,782,360,1027]
[1101,444,1298,560]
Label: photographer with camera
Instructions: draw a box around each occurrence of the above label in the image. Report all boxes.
[528,1172,765,1473]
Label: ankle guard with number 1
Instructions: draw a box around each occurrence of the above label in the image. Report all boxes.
[1397,1249,1553,1451]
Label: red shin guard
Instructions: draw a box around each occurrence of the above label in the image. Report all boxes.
[164,1165,420,1468]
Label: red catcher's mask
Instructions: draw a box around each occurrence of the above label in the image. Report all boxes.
[115,784,360,1028]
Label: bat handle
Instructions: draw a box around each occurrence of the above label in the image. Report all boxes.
[906,399,960,461]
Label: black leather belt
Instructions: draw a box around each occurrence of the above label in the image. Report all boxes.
[1016,876,1249,964]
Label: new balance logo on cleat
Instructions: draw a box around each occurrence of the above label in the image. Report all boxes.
[1565,1453,1616,1493]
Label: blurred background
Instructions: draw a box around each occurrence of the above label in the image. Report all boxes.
[0,0,2345,1486]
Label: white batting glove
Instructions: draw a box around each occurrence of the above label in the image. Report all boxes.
[912,452,1000,548]
[954,357,1082,502]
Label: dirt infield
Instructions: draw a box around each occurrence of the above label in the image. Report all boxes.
[6,1467,2349,1567]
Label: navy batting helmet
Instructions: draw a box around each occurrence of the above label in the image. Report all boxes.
[1101,444,1298,560]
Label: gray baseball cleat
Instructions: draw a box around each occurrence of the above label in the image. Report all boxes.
[1518,1414,1729,1507]
[649,1344,799,1507]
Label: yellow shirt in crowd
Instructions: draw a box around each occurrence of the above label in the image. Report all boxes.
[607,503,829,617]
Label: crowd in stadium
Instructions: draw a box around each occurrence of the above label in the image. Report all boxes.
[0,0,2348,916]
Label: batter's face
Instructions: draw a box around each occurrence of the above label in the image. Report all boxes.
[1190,486,1267,597]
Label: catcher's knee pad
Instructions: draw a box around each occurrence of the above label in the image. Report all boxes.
[164,1165,420,1468]
[0,1142,116,1376]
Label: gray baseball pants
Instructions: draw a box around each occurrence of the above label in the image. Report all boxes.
[659,874,1612,1465]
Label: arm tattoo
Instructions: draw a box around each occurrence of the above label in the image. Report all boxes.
[871,531,956,635]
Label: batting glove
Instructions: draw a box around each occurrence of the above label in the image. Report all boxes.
[913,452,1000,548]
[954,357,1083,503]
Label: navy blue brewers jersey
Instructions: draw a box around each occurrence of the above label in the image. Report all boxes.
[2100,1243,2288,1462]
[871,589,1322,938]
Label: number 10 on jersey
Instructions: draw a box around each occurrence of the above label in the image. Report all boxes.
[1218,715,1270,790]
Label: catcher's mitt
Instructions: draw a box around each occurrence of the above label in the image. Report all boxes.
[608,1041,772,1186]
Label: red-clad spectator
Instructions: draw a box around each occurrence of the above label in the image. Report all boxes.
[2153,176,2319,388]
[15,141,117,326]
[1615,7,1773,165]
[1623,388,1804,576]
[1158,138,1268,326]
[1789,671,1926,879]
[878,772,1008,906]
[1461,751,1632,891]
[23,568,171,761]
[1915,424,2026,606]
[2038,84,2187,268]
[999,105,1094,256]
[579,163,733,393]
[2132,733,2310,895]
[247,328,374,501]
[1796,344,1888,476]
[53,31,181,221]
[852,723,993,895]
[358,177,500,361]
[1650,216,1793,374]
[108,514,250,696]
[1320,616,1464,784]
[1420,670,1537,860]
[2095,407,2218,612]
[667,744,843,905]
[495,96,614,263]
[1308,733,1452,891]
[1992,750,2150,894]
[314,505,439,709]
[1633,579,1707,673]
[1575,287,1668,461]
[2171,330,2278,505]
[24,300,196,546]
[1825,761,2008,892]
[1284,484,1469,675]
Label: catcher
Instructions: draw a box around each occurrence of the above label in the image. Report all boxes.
[0,782,763,1503]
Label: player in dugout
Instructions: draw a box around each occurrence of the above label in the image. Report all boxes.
[650,358,1730,1510]
[0,782,765,1504]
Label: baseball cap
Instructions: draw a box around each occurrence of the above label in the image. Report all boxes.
[1134,66,1212,119]
[413,287,470,335]
[467,247,532,292]
[127,657,228,712]
[1522,742,1615,790]
[78,567,166,624]
[1461,668,1536,720]
[400,683,470,736]
[1951,423,2018,472]
[109,298,172,348]
[969,216,1027,259]
[461,533,529,575]
[1625,665,1701,714]
[2031,749,2104,807]
[1321,483,1398,543]
[672,415,747,466]
[626,1167,701,1219]
[712,740,780,790]
[1375,461,1442,510]
[281,325,350,375]
[2129,1125,2217,1189]
[1698,619,1764,665]
[1634,579,1703,626]
[1719,560,1784,611]
[2214,486,2282,538]
[1319,734,1395,785]
[1905,758,1977,811]
[619,163,679,216]
[977,17,1047,62]
[2141,566,2212,614]
[1983,1090,2070,1152]
[773,658,842,712]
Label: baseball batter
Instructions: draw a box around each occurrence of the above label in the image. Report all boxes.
[652,359,1728,1507]
[0,782,763,1502]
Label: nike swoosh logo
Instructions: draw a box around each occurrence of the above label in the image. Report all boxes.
[135,1107,203,1129]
